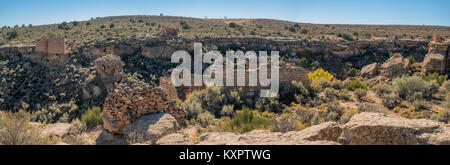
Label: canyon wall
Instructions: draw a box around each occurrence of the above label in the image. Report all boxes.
[0,36,445,76]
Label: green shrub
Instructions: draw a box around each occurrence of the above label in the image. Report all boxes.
[57,22,70,30]
[372,83,393,97]
[6,30,18,40]
[348,68,357,77]
[339,109,359,124]
[179,86,242,118]
[382,94,400,109]
[255,97,283,113]
[407,55,416,64]
[345,79,368,91]
[220,105,235,117]
[197,111,215,127]
[68,118,87,136]
[81,106,102,129]
[272,113,296,133]
[355,89,367,101]
[220,107,274,134]
[324,87,338,101]
[393,76,432,101]
[180,21,190,30]
[326,102,344,121]
[421,73,448,85]
[229,22,239,28]
[0,110,43,145]
[299,57,309,68]
[280,80,310,104]
[300,28,308,34]
[431,94,450,123]
[357,103,387,114]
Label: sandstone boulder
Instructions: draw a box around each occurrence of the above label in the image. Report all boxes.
[194,130,340,145]
[422,53,446,74]
[380,54,410,79]
[156,133,192,145]
[124,113,179,144]
[283,122,342,142]
[95,130,127,145]
[338,112,445,145]
[359,62,379,78]
[102,86,186,134]
[40,123,71,137]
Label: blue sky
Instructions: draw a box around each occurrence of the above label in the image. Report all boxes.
[0,0,449,26]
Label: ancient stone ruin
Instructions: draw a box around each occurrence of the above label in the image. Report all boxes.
[32,37,68,67]
[102,85,186,135]
[92,54,124,93]
[159,66,310,100]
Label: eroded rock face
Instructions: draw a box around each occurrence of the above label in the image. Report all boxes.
[194,130,340,145]
[193,122,342,145]
[92,54,124,84]
[338,112,447,145]
[380,54,410,79]
[102,86,186,135]
[124,113,179,144]
[422,53,446,74]
[359,62,379,78]
[96,130,127,145]
[141,46,176,58]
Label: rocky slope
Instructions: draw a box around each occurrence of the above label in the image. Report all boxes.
[90,112,449,145]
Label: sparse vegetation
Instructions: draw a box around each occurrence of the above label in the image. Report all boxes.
[218,107,274,134]
[81,106,102,129]
[0,110,46,145]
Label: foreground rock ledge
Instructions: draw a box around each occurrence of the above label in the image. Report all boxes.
[157,112,449,145]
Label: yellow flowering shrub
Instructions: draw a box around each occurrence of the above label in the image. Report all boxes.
[308,68,334,81]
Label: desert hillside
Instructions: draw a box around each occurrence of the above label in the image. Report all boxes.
[1,15,449,48]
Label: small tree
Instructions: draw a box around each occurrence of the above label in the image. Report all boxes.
[6,30,18,40]
[81,106,102,129]
[348,68,357,77]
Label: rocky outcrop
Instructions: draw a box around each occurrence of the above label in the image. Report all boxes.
[338,112,449,145]
[422,41,449,74]
[154,112,449,145]
[96,130,127,145]
[194,129,340,145]
[380,54,410,79]
[422,53,446,74]
[124,113,179,144]
[102,85,186,134]
[359,62,379,78]
[156,133,192,145]
[193,122,342,145]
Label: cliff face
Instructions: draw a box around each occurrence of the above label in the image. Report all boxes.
[75,37,430,78]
